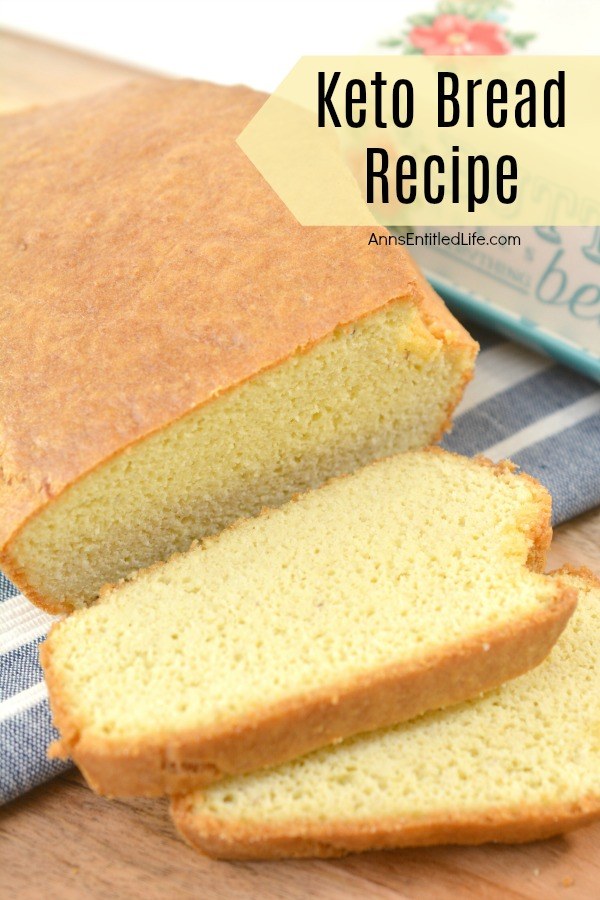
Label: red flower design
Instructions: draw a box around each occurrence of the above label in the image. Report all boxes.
[409,14,511,55]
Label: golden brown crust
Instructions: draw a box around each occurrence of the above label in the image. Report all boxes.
[39,452,573,797]
[0,78,477,610]
[169,567,600,860]
[171,794,600,860]
[551,563,600,584]
[0,566,68,616]
[42,582,575,797]
[475,456,554,571]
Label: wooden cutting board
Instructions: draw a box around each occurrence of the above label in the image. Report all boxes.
[1,29,598,900]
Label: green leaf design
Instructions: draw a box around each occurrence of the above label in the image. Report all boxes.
[439,0,513,19]
[507,31,537,48]
[379,37,405,48]
[406,13,437,26]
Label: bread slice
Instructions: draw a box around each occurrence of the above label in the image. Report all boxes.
[172,567,599,860]
[0,79,477,614]
[41,449,574,797]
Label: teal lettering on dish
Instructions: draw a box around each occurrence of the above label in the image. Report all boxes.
[535,231,600,323]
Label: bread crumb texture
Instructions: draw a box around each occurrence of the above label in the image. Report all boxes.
[11,304,471,609]
[175,568,600,858]
[45,451,561,757]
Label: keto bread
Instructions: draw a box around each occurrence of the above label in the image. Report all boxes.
[41,449,575,798]
[172,567,600,860]
[0,79,477,614]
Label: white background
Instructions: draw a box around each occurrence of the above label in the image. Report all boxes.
[1,0,599,91]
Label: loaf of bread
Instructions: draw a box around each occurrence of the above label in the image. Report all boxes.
[41,449,574,797]
[0,79,477,614]
[172,567,599,860]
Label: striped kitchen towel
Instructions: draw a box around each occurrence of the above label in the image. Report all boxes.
[1,318,600,805]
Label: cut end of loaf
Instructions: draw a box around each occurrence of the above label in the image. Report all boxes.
[6,300,476,613]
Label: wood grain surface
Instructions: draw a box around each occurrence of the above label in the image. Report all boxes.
[0,29,598,900]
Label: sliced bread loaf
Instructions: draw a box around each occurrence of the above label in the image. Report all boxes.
[41,450,575,797]
[0,79,477,613]
[172,567,599,860]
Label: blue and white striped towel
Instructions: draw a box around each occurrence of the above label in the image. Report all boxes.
[1,317,599,805]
